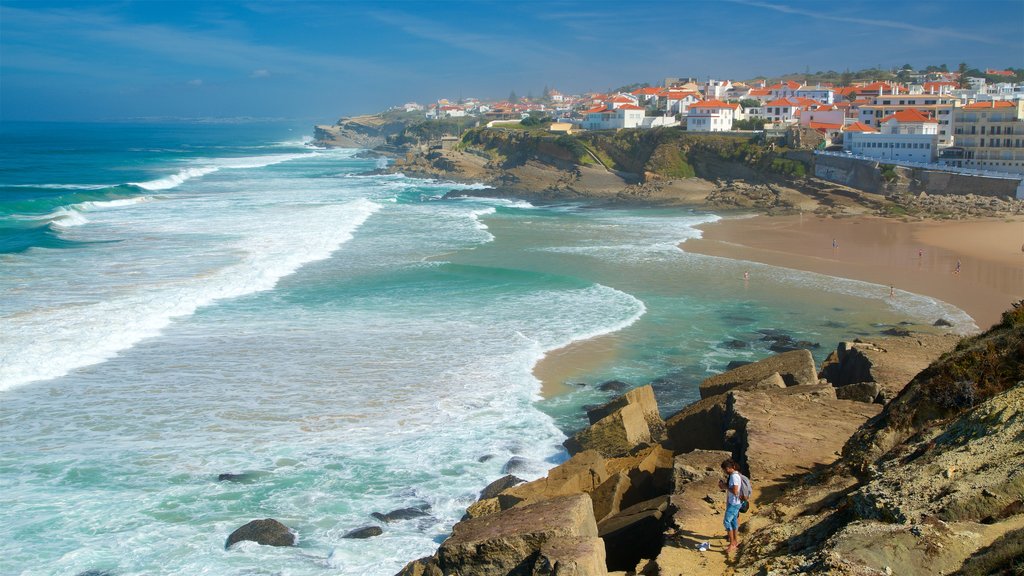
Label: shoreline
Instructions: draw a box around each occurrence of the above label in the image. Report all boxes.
[533,212,1023,400]
[682,214,1024,332]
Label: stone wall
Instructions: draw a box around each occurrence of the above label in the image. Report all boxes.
[813,154,1021,199]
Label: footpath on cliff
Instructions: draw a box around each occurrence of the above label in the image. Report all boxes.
[393,302,1024,576]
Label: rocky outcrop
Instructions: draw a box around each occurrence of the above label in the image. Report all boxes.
[436,494,604,576]
[699,349,817,399]
[225,518,295,548]
[372,506,430,523]
[563,402,652,458]
[343,525,383,539]
[394,305,1024,576]
[313,114,410,149]
[585,384,665,442]
[726,384,881,490]
[819,334,959,401]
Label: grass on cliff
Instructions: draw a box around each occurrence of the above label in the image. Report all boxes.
[890,301,1024,430]
[958,527,1024,576]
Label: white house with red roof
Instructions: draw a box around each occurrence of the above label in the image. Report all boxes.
[799,104,846,130]
[687,100,740,132]
[749,98,802,124]
[632,86,664,104]
[843,108,940,163]
[663,90,702,115]
[768,80,803,100]
[581,104,646,130]
[608,94,640,109]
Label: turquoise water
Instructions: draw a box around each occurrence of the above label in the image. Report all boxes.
[0,122,973,575]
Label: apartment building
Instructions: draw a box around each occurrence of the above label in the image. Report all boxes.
[856,94,958,146]
[949,100,1024,174]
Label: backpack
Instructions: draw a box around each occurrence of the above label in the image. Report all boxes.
[738,473,753,502]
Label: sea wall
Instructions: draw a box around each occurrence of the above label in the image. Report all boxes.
[813,154,1021,198]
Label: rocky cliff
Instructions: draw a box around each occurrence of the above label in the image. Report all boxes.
[396,304,1024,575]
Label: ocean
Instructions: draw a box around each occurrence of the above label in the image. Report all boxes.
[0,121,974,576]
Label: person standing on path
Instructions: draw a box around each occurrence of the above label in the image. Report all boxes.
[719,458,742,553]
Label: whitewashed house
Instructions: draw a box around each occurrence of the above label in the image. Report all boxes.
[663,90,702,115]
[843,109,940,163]
[687,100,740,132]
[581,104,646,130]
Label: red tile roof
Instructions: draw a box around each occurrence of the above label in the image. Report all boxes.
[611,95,636,103]
[962,100,1016,109]
[880,109,937,123]
[843,122,878,133]
[689,99,739,109]
[808,121,843,131]
[764,98,800,108]
[617,104,646,111]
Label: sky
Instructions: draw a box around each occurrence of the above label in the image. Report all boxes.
[1,0,1022,123]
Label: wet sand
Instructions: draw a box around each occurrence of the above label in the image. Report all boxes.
[683,215,1024,332]
[534,333,623,397]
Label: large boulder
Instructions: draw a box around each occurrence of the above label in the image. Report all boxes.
[563,402,652,458]
[343,525,383,539]
[225,518,295,549]
[726,384,881,488]
[372,505,430,523]
[437,494,601,576]
[499,450,609,511]
[699,349,817,399]
[480,474,526,500]
[818,334,958,400]
[835,381,881,403]
[533,537,608,576]
[586,384,666,442]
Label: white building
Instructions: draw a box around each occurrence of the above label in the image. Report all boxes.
[581,104,646,130]
[795,86,835,105]
[856,94,957,146]
[843,110,940,163]
[704,79,733,100]
[663,90,702,115]
[687,100,740,132]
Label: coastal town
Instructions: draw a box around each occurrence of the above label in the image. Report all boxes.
[393,65,1024,177]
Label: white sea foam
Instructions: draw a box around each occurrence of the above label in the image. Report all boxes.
[129,152,321,191]
[46,207,89,228]
[130,166,219,190]
[0,198,380,390]
[75,196,155,211]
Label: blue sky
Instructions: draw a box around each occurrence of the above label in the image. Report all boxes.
[1,0,1021,122]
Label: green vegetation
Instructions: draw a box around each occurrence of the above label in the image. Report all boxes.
[902,300,1024,422]
[387,118,477,147]
[731,118,766,131]
[768,157,806,178]
[879,164,898,183]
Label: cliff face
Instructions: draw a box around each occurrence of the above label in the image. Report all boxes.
[312,114,411,148]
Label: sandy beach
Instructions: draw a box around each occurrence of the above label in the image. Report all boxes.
[534,214,1024,399]
[683,214,1024,331]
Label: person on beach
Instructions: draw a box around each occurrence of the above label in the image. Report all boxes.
[889,285,895,298]
[955,259,961,275]
[832,238,838,250]
[744,271,749,281]
[719,458,742,553]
